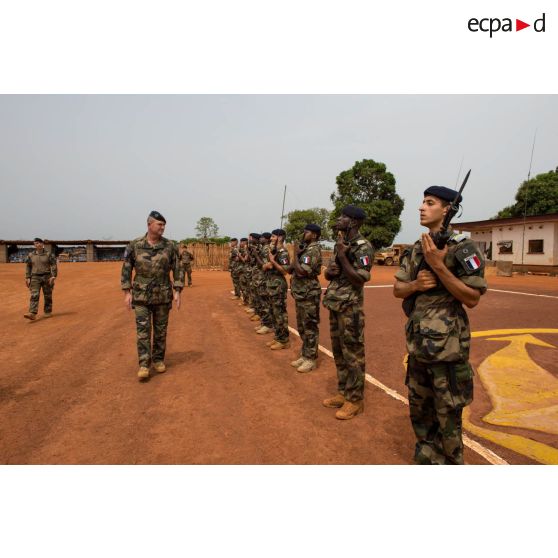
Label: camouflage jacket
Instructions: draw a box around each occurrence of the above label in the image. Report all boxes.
[252,244,268,285]
[265,246,290,293]
[291,241,322,300]
[121,235,184,304]
[322,233,374,312]
[180,250,194,269]
[236,247,246,271]
[229,247,240,271]
[395,232,487,363]
[25,250,58,278]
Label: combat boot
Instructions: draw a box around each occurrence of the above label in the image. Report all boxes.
[43,312,52,318]
[152,362,166,373]
[137,367,150,380]
[24,313,37,321]
[266,339,278,347]
[297,359,316,373]
[270,340,290,350]
[322,394,345,408]
[335,400,364,420]
[250,314,261,322]
[290,357,305,368]
[245,307,255,314]
[230,295,239,300]
[256,325,272,334]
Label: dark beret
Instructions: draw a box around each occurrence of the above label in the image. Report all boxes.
[261,232,272,239]
[148,210,166,223]
[304,224,321,234]
[341,205,367,220]
[250,233,261,239]
[424,186,462,204]
[271,229,286,237]
[230,237,238,241]
[240,237,248,242]
[33,237,44,243]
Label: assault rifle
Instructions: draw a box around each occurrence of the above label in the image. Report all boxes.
[401,169,471,317]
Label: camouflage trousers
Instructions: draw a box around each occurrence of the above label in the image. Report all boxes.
[134,303,171,367]
[329,305,365,402]
[295,295,320,360]
[231,269,241,296]
[258,280,273,328]
[267,281,289,343]
[239,270,250,303]
[406,356,474,465]
[183,265,192,286]
[28,274,53,314]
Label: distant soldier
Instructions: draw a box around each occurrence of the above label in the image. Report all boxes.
[243,233,260,316]
[228,238,241,300]
[237,238,249,305]
[179,244,194,287]
[121,211,184,381]
[24,237,57,320]
[253,232,274,330]
[289,224,322,372]
[262,228,291,349]
[322,206,374,420]
[393,186,486,465]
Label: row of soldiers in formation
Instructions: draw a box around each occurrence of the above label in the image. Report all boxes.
[25,185,487,464]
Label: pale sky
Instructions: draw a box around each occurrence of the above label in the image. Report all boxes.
[1,95,556,244]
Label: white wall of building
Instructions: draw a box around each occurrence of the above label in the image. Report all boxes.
[489,222,557,265]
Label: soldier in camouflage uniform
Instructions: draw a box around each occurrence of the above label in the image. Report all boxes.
[251,233,273,329]
[393,186,487,464]
[121,211,185,381]
[179,244,194,287]
[261,228,291,349]
[322,206,374,420]
[237,237,249,305]
[24,237,58,320]
[243,233,260,316]
[289,224,322,372]
[228,238,242,300]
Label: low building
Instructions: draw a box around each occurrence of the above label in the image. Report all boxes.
[454,213,558,268]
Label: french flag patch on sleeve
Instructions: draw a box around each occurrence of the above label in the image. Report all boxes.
[302,255,311,264]
[464,254,481,271]
[360,255,370,266]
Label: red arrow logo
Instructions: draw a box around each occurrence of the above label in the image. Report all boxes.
[516,19,530,31]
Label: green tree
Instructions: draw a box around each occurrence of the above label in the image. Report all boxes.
[195,217,219,239]
[330,159,404,249]
[494,168,558,218]
[283,208,332,243]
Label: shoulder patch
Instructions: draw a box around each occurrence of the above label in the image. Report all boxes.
[449,232,468,244]
[454,245,484,275]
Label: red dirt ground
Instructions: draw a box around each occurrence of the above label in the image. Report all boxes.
[1,263,557,464]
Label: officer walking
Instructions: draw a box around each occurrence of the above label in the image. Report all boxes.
[393,186,487,464]
[121,211,185,381]
[24,237,58,320]
[322,206,374,420]
[289,224,322,372]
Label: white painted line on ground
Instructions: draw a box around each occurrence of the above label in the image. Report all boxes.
[287,325,508,465]
[488,288,558,300]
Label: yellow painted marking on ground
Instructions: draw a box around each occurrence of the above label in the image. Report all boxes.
[463,407,558,465]
[472,328,558,338]
[478,334,558,435]
[287,325,507,465]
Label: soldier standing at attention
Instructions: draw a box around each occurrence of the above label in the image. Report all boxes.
[244,233,260,316]
[121,211,185,381]
[236,237,249,304]
[180,243,194,287]
[24,237,57,320]
[289,224,322,372]
[393,186,486,465]
[322,206,374,420]
[263,229,291,350]
[228,238,242,300]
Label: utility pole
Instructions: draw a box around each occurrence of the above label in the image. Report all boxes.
[521,130,537,266]
[280,184,287,228]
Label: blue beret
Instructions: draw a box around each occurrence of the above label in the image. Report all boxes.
[34,237,44,243]
[230,237,238,241]
[250,233,261,239]
[341,205,367,220]
[272,229,286,237]
[424,186,462,204]
[240,237,248,242]
[148,210,166,223]
[261,232,272,239]
[304,224,321,234]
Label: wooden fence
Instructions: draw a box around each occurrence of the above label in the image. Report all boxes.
[185,243,333,270]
